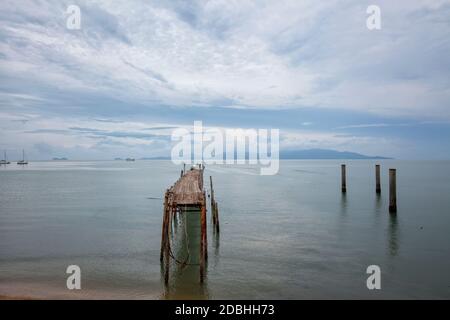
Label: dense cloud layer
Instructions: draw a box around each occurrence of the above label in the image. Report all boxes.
[1,0,449,159]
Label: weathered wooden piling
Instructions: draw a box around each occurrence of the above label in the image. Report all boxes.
[389,168,397,213]
[159,190,172,284]
[214,202,220,232]
[341,164,347,193]
[375,164,381,194]
[210,176,215,221]
[200,192,207,282]
[209,176,220,232]
[160,190,169,262]
[165,202,173,284]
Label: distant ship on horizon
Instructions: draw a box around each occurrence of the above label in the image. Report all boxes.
[125,158,135,162]
[1,150,10,165]
[17,149,28,165]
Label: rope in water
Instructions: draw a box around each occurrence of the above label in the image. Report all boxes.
[167,210,200,267]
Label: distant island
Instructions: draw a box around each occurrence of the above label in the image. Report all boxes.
[136,149,390,160]
[52,157,68,161]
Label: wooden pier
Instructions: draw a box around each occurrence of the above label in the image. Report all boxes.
[160,164,218,284]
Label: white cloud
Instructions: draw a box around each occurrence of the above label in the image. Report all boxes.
[1,0,447,117]
[1,0,450,159]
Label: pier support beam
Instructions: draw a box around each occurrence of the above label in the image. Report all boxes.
[376,164,381,194]
[159,190,171,285]
[200,194,207,282]
[215,202,220,233]
[389,169,397,213]
[164,204,173,284]
[341,164,347,193]
[160,191,169,262]
[210,176,220,232]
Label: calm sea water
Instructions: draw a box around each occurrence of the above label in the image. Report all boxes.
[0,160,449,299]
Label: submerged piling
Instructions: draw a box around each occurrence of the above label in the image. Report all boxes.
[389,169,397,213]
[375,164,381,194]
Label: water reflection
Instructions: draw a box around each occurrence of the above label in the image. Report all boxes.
[162,209,210,299]
[340,193,348,216]
[374,193,382,214]
[388,213,399,257]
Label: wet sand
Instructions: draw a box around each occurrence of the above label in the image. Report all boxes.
[0,282,161,300]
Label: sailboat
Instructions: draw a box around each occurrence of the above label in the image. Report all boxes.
[17,149,28,165]
[0,150,10,165]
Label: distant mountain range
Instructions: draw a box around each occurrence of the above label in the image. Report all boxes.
[137,149,390,160]
[279,149,390,159]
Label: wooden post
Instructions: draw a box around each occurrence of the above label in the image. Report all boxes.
[164,204,172,284]
[160,191,169,262]
[341,164,346,193]
[209,176,215,224]
[215,202,220,233]
[212,202,217,225]
[203,195,208,262]
[200,195,207,282]
[389,169,397,213]
[183,163,186,174]
[209,176,214,200]
[375,164,381,194]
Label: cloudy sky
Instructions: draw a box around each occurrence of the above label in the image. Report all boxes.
[1,0,450,160]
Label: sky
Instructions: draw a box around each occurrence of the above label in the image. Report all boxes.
[1,0,450,160]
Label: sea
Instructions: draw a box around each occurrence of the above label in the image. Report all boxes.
[0,160,449,299]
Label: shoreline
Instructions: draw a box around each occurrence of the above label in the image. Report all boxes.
[0,281,161,300]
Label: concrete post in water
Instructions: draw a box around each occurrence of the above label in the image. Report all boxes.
[389,169,397,213]
[341,164,347,193]
[375,164,381,194]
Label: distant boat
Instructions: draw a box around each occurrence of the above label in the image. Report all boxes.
[125,158,135,162]
[0,150,10,165]
[17,149,28,165]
